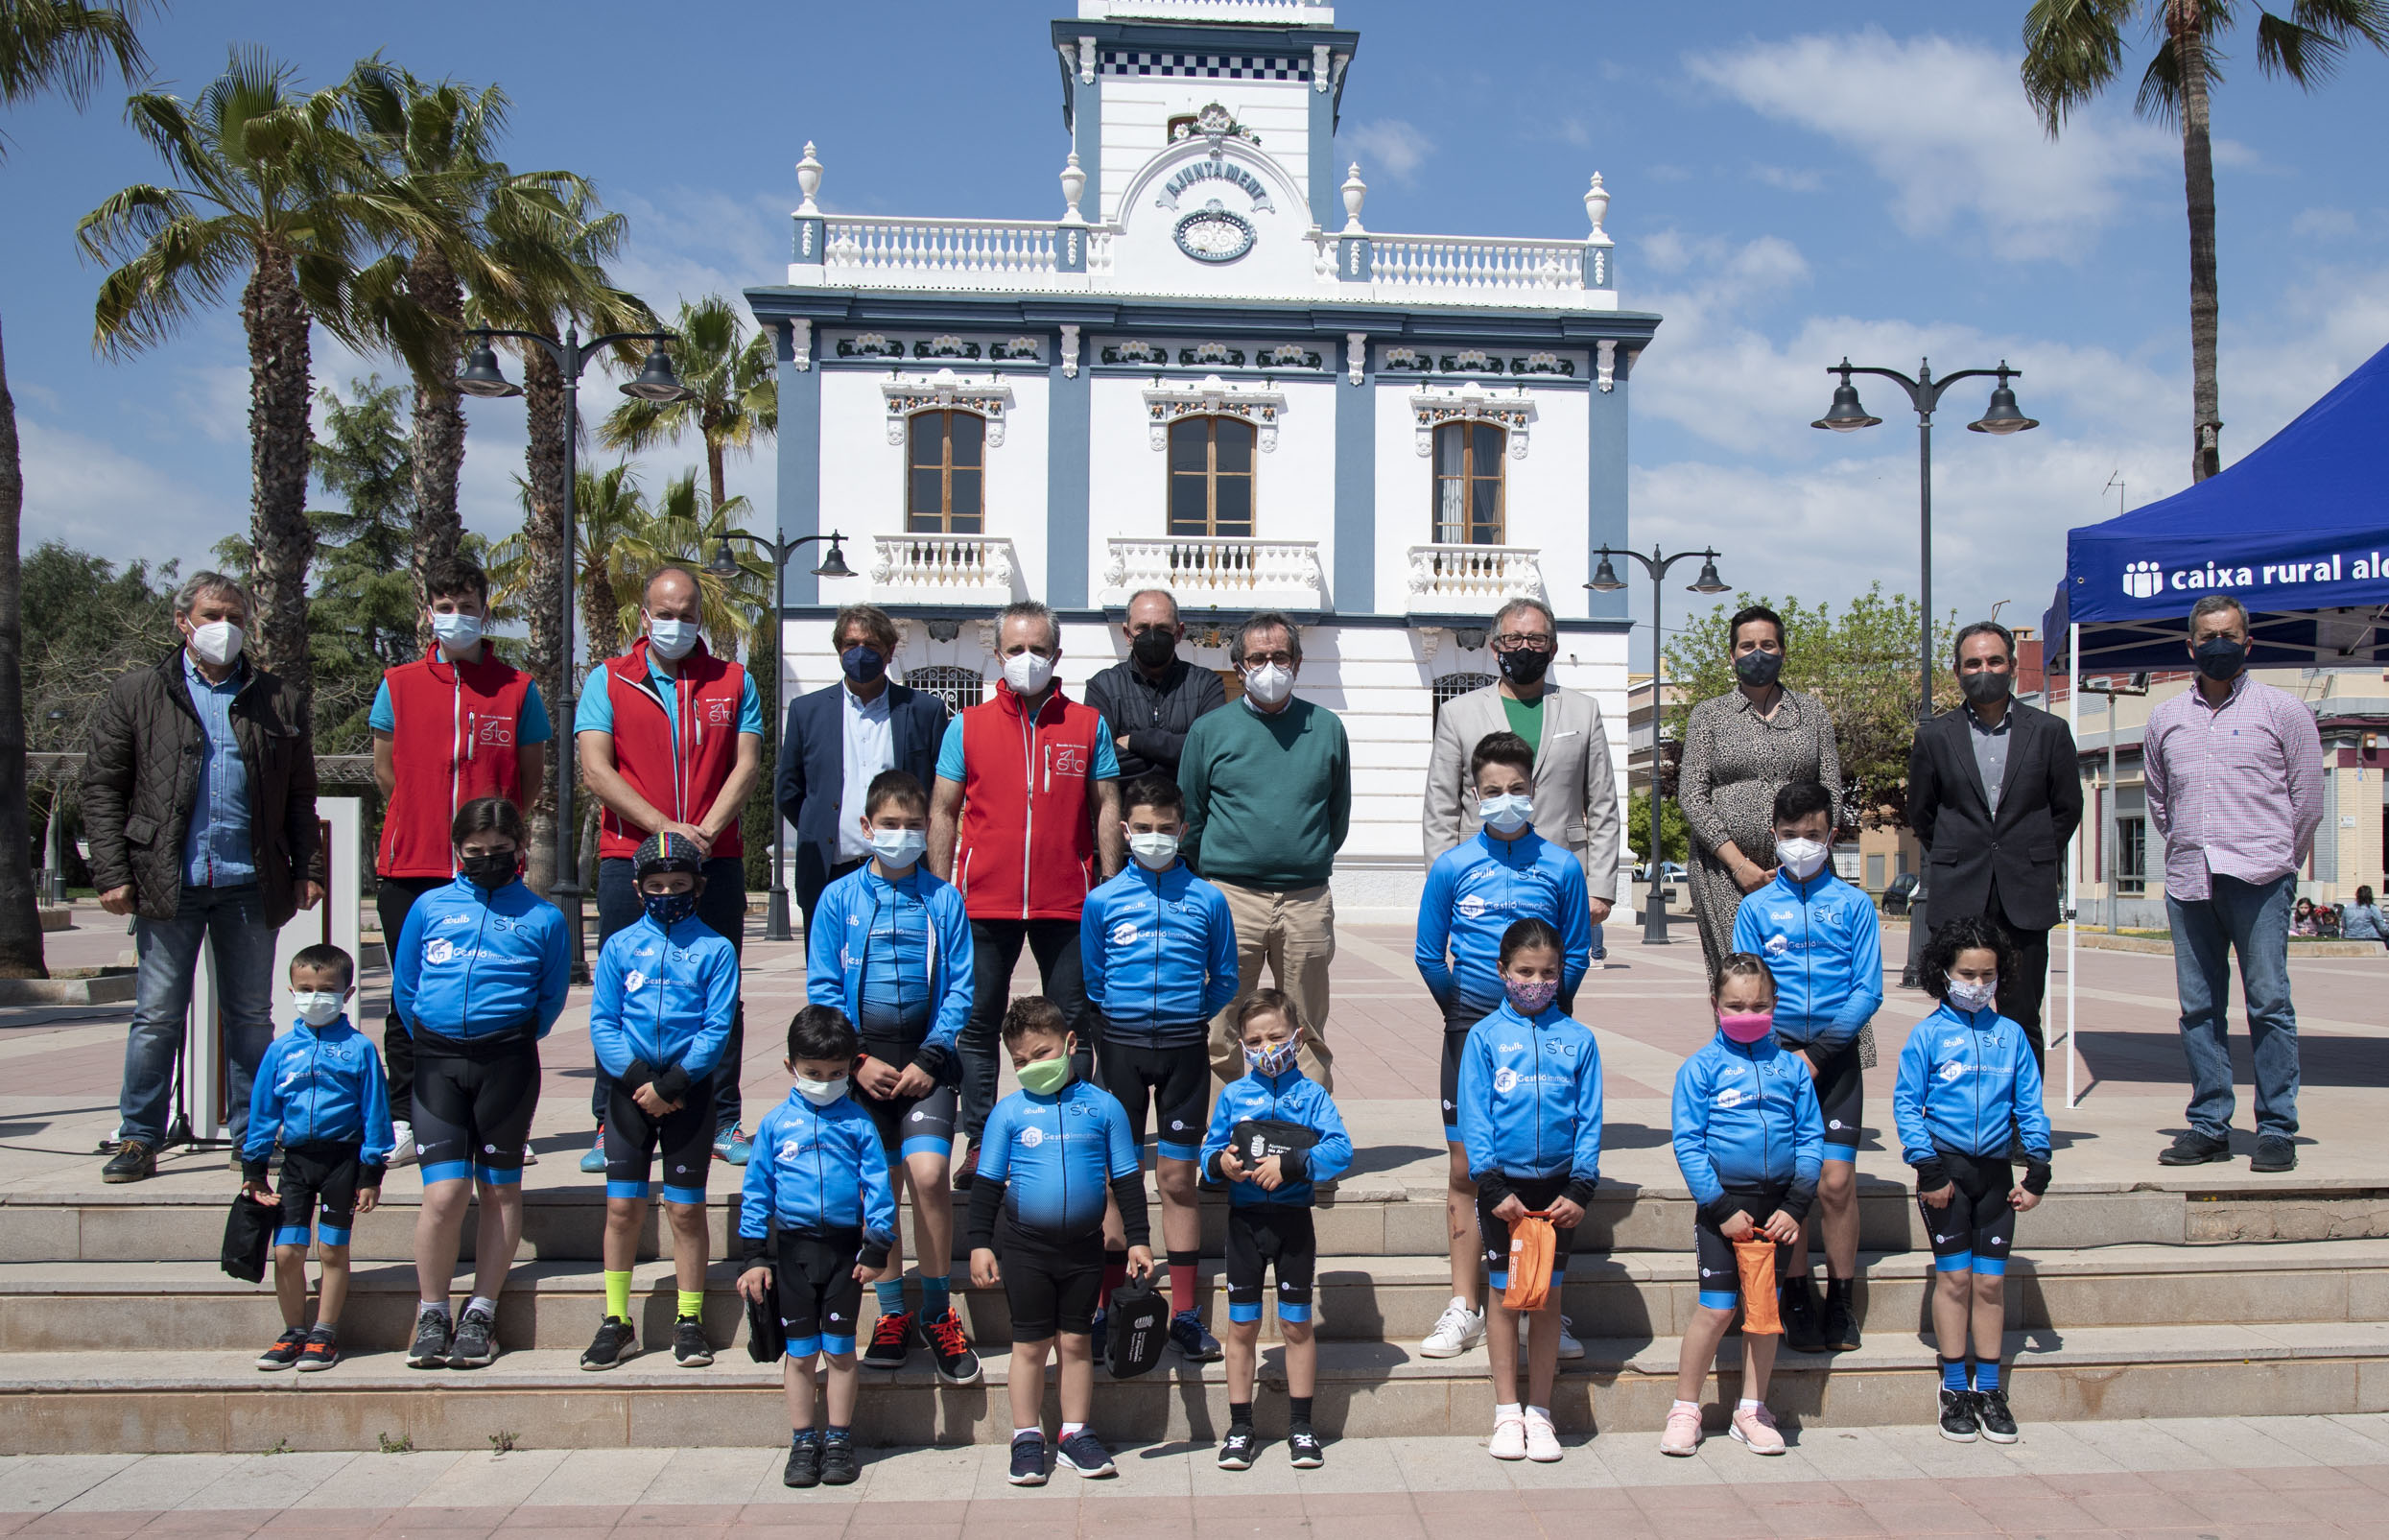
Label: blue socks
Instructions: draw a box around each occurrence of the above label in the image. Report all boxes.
[921,1274,951,1320]
[1975,1358,2001,1392]
[1941,1357,1968,1392]
[874,1279,908,1315]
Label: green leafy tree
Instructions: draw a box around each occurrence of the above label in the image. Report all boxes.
[1625,789,1690,865]
[306,376,420,751]
[599,294,777,512]
[2023,0,2389,482]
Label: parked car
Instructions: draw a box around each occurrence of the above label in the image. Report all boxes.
[1633,861,1688,885]
[1882,872,1921,917]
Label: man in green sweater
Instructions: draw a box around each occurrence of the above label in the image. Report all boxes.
[1180,611,1351,1090]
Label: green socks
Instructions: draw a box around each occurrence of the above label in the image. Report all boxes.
[677,1289,703,1319]
[604,1270,632,1320]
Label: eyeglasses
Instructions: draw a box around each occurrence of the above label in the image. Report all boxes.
[1492,632,1554,652]
[1243,652,1296,669]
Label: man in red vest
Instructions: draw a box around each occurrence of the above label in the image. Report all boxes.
[577,566,766,1166]
[372,557,549,1166]
[928,599,1124,1184]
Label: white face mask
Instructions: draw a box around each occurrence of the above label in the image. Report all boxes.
[431,612,485,655]
[793,1075,847,1107]
[1004,650,1055,695]
[1242,662,1293,707]
[1129,830,1180,870]
[290,990,345,1027]
[1478,793,1533,834]
[867,827,927,868]
[1948,976,1999,1012]
[646,615,698,660]
[1776,837,1830,881]
[188,620,245,667]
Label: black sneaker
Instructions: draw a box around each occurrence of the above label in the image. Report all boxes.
[256,1327,306,1371]
[581,1316,636,1371]
[1007,1433,1048,1486]
[1287,1426,1325,1469]
[295,1327,341,1373]
[783,1436,821,1488]
[448,1301,499,1368]
[407,1308,452,1369]
[2160,1129,2233,1166]
[1056,1429,1116,1478]
[1974,1387,2019,1443]
[673,1315,713,1367]
[1822,1291,1861,1352]
[101,1141,154,1184]
[818,1433,859,1486]
[1781,1280,1827,1354]
[1938,1386,1979,1443]
[923,1307,982,1385]
[1217,1426,1256,1470]
[1170,1309,1221,1362]
[951,1143,981,1191]
[863,1309,913,1371]
[2252,1136,2298,1173]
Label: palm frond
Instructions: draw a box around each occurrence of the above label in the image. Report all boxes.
[0,0,153,147]
[2021,0,2139,132]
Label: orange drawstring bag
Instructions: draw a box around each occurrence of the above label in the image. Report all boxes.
[1735,1237,1782,1334]
[1502,1213,1559,1312]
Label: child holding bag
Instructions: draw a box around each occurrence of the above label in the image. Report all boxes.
[1665,953,1824,1457]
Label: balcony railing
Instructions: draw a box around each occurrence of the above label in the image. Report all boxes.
[821,218,1113,289]
[868,534,1024,606]
[1406,544,1548,609]
[1100,537,1325,610]
[1369,236,1586,297]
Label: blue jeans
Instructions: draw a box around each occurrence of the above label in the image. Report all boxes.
[2167,872,2300,1141]
[118,884,278,1148]
[590,854,747,1134]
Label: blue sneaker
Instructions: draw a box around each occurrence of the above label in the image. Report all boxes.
[578,1125,605,1174]
[1006,1432,1047,1486]
[1170,1309,1221,1362]
[714,1126,753,1166]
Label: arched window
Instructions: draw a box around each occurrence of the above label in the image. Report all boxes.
[1432,421,1504,545]
[1168,415,1255,538]
[1432,671,1497,724]
[903,664,985,716]
[908,411,984,533]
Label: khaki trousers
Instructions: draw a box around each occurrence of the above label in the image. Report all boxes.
[1207,878,1336,1092]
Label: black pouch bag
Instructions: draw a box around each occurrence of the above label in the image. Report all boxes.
[745,1271,787,1363]
[1104,1271,1171,1379]
[221,1193,277,1283]
[1232,1118,1321,1171]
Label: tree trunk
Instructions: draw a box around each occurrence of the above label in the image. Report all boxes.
[581,567,619,669]
[2174,3,2223,482]
[244,251,317,712]
[408,247,465,646]
[0,314,49,977]
[519,340,567,902]
[704,408,727,514]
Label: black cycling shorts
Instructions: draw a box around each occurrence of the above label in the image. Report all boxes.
[1800,1038,1864,1158]
[1098,1036,1210,1163]
[604,1077,716,1204]
[857,1077,958,1165]
[775,1227,865,1359]
[413,1035,539,1187]
[272,1141,364,1248]
[1692,1182,1796,1310]
[1921,1149,2019,1277]
[999,1221,1106,1341]
[1226,1205,1316,1325]
[1477,1172,1575,1293]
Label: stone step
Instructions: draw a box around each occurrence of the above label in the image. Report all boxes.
[8,1239,2387,1353]
[7,1321,2386,1453]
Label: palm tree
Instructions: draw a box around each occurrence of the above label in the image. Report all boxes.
[599,294,777,512]
[0,0,151,979]
[2023,1,2389,481]
[80,47,417,703]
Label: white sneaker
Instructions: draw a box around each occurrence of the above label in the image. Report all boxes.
[1488,1413,1527,1460]
[1524,1411,1563,1463]
[1421,1298,1486,1359]
[1518,1313,1587,1362]
[387,1124,416,1167]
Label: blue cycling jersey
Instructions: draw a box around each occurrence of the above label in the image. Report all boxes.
[1080,860,1240,1045]
[806,864,972,1068]
[391,876,571,1042]
[241,1017,394,1170]
[588,912,739,1085]
[1731,869,1881,1053]
[1893,1002,2053,1168]
[1198,1065,1353,1209]
[738,1087,897,1268]
[1455,1000,1604,1192]
[1416,830,1594,1014]
[977,1078,1140,1244]
[1671,1028,1826,1221]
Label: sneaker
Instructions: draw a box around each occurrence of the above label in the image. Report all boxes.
[923,1307,982,1385]
[783,1435,821,1488]
[1974,1387,2019,1443]
[1730,1403,1786,1455]
[1557,1315,1584,1361]
[863,1309,914,1371]
[1659,1404,1703,1457]
[1006,1433,1048,1486]
[581,1316,637,1371]
[1171,1309,1221,1362]
[1217,1425,1256,1470]
[1056,1430,1116,1479]
[1488,1413,1527,1460]
[579,1126,607,1174]
[818,1433,858,1485]
[1421,1298,1486,1359]
[672,1315,713,1367]
[952,1142,982,1191]
[1781,1280,1827,1354]
[1938,1386,1979,1443]
[2252,1135,2298,1173]
[448,1301,499,1368]
[1822,1291,1861,1352]
[388,1123,417,1167]
[256,1327,306,1371]
[295,1327,341,1373]
[101,1140,154,1184]
[1524,1412,1563,1463]
[2159,1129,2233,1166]
[1287,1426,1324,1469]
[408,1308,452,1369]
[714,1126,753,1165]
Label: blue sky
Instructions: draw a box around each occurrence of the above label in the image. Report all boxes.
[4,0,2386,649]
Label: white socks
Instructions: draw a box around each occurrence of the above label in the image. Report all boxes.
[465,1294,496,1318]
[1670,1398,1700,1416]
[1739,1397,1763,1412]
[1526,1405,1553,1425]
[1494,1402,1521,1422]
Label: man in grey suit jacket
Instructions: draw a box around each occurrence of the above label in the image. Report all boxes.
[1422,597,1622,934]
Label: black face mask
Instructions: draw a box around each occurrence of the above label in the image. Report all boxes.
[1959,670,2012,705]
[1734,650,1784,687]
[1497,646,1553,687]
[459,849,517,890]
[1130,628,1177,669]
[2195,636,2247,681]
[840,645,886,685]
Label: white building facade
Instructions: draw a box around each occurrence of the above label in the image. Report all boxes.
[745,0,1660,912]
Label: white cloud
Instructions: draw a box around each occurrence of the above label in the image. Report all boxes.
[16,417,246,569]
[2290,206,2360,241]
[1686,29,2174,261]
[1749,162,1825,194]
[1340,118,1433,185]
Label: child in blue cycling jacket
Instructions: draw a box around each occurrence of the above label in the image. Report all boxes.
[809,769,979,1385]
[582,830,740,1373]
[737,1005,898,1490]
[1895,915,2051,1449]
[1201,987,1353,1473]
[242,943,391,1374]
[1731,778,1879,1356]
[1416,730,1594,1362]
[1456,918,1602,1465]
[394,796,570,1371]
[1082,773,1239,1362]
[1664,953,1823,1459]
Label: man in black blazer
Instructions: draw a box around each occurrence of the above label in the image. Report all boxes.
[776,604,949,934]
[1906,620,2083,1068]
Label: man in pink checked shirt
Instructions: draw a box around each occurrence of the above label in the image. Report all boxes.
[2146,595,2324,1174]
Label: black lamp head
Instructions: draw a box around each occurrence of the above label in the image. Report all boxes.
[1688,554,1728,595]
[1586,551,1626,593]
[811,533,855,580]
[1968,365,2039,436]
[1812,360,1880,432]
[620,347,696,403]
[455,339,523,399]
[707,538,740,578]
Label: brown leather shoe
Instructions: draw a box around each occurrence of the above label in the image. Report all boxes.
[101,1141,154,1184]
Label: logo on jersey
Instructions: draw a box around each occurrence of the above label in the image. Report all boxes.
[910,1109,930,1123]
[425,938,456,965]
[1940,1061,1966,1083]
[1456,893,1488,920]
[704,697,734,726]
[1763,934,1789,957]
[777,1137,804,1161]
[437,912,472,928]
[1110,921,1141,947]
[1053,744,1089,777]
[1943,1035,1967,1050]
[1492,1068,1521,1094]
[625,970,649,994]
[1829,1119,1846,1130]
[477,719,514,746]
[1715,1086,1746,1108]
[1019,1125,1045,1148]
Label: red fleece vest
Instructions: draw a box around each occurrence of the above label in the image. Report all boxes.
[596,638,748,861]
[954,682,1105,920]
[376,648,533,878]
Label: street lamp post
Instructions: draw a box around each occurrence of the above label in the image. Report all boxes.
[707,530,855,943]
[1812,358,2039,722]
[1589,545,1730,944]
[457,326,696,980]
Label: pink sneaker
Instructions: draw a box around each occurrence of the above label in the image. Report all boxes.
[1730,1403,1786,1455]
[1660,1404,1703,1456]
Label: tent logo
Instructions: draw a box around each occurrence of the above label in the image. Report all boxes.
[2122,560,2165,600]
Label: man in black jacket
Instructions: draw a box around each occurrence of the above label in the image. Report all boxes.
[1906,621,2083,1069]
[1080,588,1226,785]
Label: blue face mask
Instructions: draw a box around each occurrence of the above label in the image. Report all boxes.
[644,889,698,928]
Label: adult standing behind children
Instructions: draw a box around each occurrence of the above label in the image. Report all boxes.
[578,566,766,1171]
[371,557,549,1167]
[1080,587,1226,786]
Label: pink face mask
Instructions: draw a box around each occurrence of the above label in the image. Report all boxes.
[1718,1010,1775,1044]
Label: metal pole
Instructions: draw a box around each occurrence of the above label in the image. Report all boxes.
[2106,715,2120,934]
[1644,549,1670,945]
[764,538,793,943]
[1918,408,1934,723]
[555,327,588,983]
[2068,622,2080,1110]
